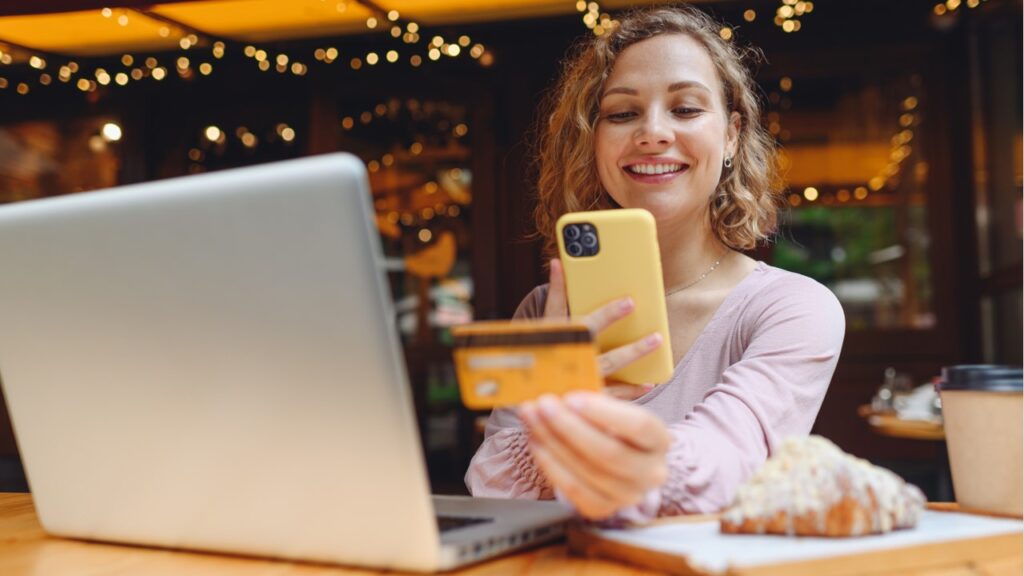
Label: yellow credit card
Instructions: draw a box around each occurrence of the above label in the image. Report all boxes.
[452,320,603,410]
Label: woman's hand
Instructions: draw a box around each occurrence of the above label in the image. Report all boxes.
[525,259,671,519]
[518,391,671,520]
[543,259,664,400]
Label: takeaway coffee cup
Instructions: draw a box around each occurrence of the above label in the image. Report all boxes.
[937,365,1023,517]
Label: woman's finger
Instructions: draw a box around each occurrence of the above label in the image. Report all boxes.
[528,418,639,502]
[563,392,672,453]
[598,332,663,377]
[527,441,621,520]
[520,399,647,496]
[582,297,635,334]
[604,381,655,401]
[542,259,569,318]
[531,395,655,489]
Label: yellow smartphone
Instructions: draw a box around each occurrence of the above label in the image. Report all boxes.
[556,209,674,385]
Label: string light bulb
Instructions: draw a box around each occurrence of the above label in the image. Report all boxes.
[579,1,617,35]
[101,122,122,141]
[775,0,811,33]
[2,7,477,103]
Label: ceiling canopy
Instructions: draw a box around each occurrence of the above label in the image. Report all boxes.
[0,0,674,56]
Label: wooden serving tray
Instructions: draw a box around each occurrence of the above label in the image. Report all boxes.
[568,505,1023,576]
[857,405,945,441]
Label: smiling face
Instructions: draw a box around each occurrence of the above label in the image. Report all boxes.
[595,33,739,228]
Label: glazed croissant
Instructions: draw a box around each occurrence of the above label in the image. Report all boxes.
[721,436,926,537]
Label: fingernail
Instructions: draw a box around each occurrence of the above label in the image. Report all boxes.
[519,403,537,424]
[642,383,655,393]
[564,392,587,411]
[620,298,635,312]
[646,333,663,347]
[538,395,559,417]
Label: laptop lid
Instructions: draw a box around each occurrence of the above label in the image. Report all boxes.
[0,153,444,570]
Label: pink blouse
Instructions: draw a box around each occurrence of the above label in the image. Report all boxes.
[465,262,845,518]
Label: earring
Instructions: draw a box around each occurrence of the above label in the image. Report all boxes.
[724,157,733,169]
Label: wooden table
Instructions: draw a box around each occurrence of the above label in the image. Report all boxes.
[0,493,654,575]
[2,494,1020,575]
[857,405,952,500]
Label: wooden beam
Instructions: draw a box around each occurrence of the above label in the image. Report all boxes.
[0,1,196,18]
[0,36,74,59]
[131,7,225,43]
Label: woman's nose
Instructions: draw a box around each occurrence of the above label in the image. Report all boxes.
[634,112,674,148]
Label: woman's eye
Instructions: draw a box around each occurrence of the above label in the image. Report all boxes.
[604,111,636,122]
[673,107,703,117]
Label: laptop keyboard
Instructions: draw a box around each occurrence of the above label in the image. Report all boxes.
[436,515,494,533]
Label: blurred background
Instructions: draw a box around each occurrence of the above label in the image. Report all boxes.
[0,0,1020,499]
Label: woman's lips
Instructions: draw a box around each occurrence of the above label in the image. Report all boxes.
[622,164,689,183]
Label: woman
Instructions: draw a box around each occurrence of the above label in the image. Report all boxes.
[466,6,844,521]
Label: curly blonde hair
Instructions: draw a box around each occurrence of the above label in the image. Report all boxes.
[533,5,780,258]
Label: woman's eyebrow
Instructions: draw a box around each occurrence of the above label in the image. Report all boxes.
[667,80,712,94]
[601,81,713,99]
[602,86,638,98]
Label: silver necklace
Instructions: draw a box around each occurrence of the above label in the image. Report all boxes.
[665,250,730,298]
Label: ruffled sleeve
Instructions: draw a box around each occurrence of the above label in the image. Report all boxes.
[464,285,555,499]
[655,276,845,515]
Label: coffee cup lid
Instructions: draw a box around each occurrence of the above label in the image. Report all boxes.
[938,365,1023,392]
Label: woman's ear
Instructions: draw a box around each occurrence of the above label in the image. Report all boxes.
[726,111,741,159]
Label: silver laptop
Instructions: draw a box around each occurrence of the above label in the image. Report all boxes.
[0,153,572,572]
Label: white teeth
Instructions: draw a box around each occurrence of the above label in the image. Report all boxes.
[626,163,683,175]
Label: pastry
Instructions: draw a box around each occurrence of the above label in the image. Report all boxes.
[720,435,925,537]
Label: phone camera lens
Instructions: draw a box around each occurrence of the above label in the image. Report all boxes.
[581,233,598,248]
[566,242,584,257]
[564,225,581,240]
